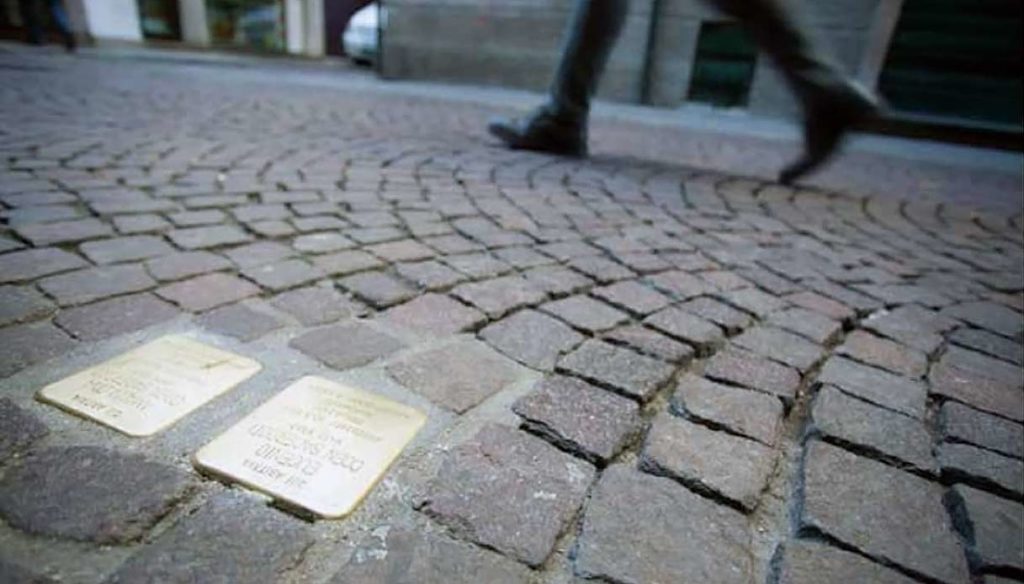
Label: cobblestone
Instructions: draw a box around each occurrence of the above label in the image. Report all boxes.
[0,398,49,459]
[950,485,1024,574]
[291,321,405,369]
[144,250,232,281]
[0,285,54,326]
[53,293,179,341]
[704,346,801,402]
[940,401,1024,459]
[0,321,76,378]
[271,285,362,325]
[79,235,174,264]
[0,446,192,544]
[733,326,825,372]
[603,324,695,363]
[938,442,1024,500]
[480,309,583,370]
[39,264,156,306]
[417,424,594,566]
[778,540,918,584]
[339,270,417,307]
[156,272,259,311]
[0,248,87,284]
[672,373,783,445]
[558,339,675,401]
[199,302,284,341]
[818,356,928,419]
[539,294,629,333]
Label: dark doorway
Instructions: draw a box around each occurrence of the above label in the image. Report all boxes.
[137,0,181,40]
[687,21,758,107]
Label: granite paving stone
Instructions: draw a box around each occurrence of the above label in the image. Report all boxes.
[732,326,825,372]
[940,401,1024,459]
[0,248,87,284]
[335,526,530,584]
[54,293,180,341]
[642,411,775,510]
[836,330,929,378]
[930,358,1024,422]
[156,272,259,312]
[417,424,594,566]
[241,258,324,291]
[513,374,642,464]
[144,250,232,281]
[107,490,314,584]
[778,540,918,584]
[0,446,192,544]
[14,218,113,246]
[167,225,252,249]
[950,485,1024,574]
[603,324,695,363]
[940,346,1023,389]
[223,241,294,268]
[271,285,363,325]
[480,309,584,370]
[558,339,675,402]
[0,285,54,326]
[800,441,971,584]
[377,293,484,336]
[0,321,76,378]
[672,373,783,445]
[812,385,936,474]
[339,270,418,307]
[312,249,385,275]
[718,287,789,317]
[199,302,284,341]
[292,232,355,254]
[0,398,49,459]
[768,307,843,344]
[394,260,465,290]
[943,300,1024,338]
[388,340,523,412]
[38,264,155,306]
[785,290,857,321]
[79,236,174,264]
[539,295,629,333]
[704,346,802,402]
[646,270,715,299]
[949,327,1024,365]
[644,306,724,354]
[938,442,1024,500]
[575,464,751,584]
[521,264,592,296]
[591,279,671,315]
[677,296,753,333]
[817,356,928,419]
[290,321,405,369]
[451,275,546,317]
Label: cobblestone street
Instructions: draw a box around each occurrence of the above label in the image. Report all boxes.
[1,47,1022,584]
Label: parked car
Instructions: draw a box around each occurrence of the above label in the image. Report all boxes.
[343,3,379,65]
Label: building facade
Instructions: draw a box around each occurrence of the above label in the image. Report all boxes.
[380,0,1022,130]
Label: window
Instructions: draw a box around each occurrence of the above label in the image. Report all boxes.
[687,21,758,108]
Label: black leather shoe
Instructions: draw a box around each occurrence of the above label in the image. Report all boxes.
[779,84,878,185]
[488,109,587,157]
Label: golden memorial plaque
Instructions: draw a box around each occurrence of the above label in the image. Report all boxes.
[194,376,426,518]
[38,335,262,437]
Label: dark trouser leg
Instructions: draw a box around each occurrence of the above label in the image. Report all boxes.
[50,0,76,50]
[19,0,44,44]
[545,0,629,125]
[703,0,877,182]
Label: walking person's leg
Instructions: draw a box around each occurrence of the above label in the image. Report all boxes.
[702,0,876,183]
[19,0,44,45]
[49,0,76,51]
[488,0,628,157]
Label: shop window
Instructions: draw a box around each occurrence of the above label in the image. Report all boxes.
[207,0,285,52]
[880,0,1023,127]
[138,0,181,40]
[687,21,758,108]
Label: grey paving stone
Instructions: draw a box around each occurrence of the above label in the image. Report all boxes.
[785,290,857,321]
[704,347,801,402]
[292,232,355,254]
[778,540,918,584]
[0,446,192,544]
[54,293,180,342]
[3,204,81,225]
[0,285,54,326]
[0,321,76,378]
[388,340,523,413]
[732,326,824,373]
[0,557,56,583]
[290,321,405,369]
[817,356,928,419]
[271,285,362,326]
[677,296,753,333]
[930,358,1024,422]
[521,265,592,296]
[339,270,417,308]
[451,275,546,318]
[224,241,295,268]
[312,249,385,275]
[644,307,724,354]
[394,260,465,290]
[603,324,694,364]
[347,226,405,244]
[672,373,783,446]
[79,235,174,264]
[718,287,789,317]
[335,526,530,584]
[836,330,928,378]
[167,225,252,249]
[0,398,49,459]
[812,385,935,474]
[857,283,954,308]
[566,255,635,283]
[539,295,629,333]
[367,239,435,262]
[941,401,1024,459]
[14,218,113,246]
[417,424,594,566]
[492,245,553,269]
[480,309,584,371]
[377,293,484,336]
[641,412,775,511]
[107,490,314,584]
[144,250,232,281]
[231,203,291,222]
[950,327,1023,366]
[941,346,1023,390]
[950,485,1024,574]
[38,264,155,306]
[249,219,296,237]
[199,302,284,341]
[768,307,843,344]
[442,253,512,279]
[513,374,641,464]
[943,300,1024,338]
[863,306,952,355]
[646,270,715,300]
[803,279,884,314]
[167,209,226,226]
[800,441,970,584]
[591,280,671,316]
[558,339,675,402]
[575,464,751,584]
[241,258,324,291]
[156,272,259,312]
[938,442,1024,500]
[0,248,88,284]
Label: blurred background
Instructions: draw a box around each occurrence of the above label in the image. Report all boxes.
[1,0,1021,149]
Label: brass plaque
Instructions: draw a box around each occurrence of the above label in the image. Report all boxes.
[194,376,426,519]
[38,335,262,437]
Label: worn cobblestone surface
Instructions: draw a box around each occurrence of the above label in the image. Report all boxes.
[0,49,1022,583]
